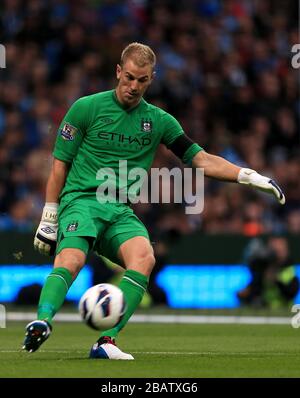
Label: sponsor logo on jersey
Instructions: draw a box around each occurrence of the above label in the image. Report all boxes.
[100,117,114,125]
[66,221,79,232]
[98,131,151,147]
[60,123,77,141]
[141,118,152,133]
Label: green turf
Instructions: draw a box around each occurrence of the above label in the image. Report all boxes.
[1,321,300,378]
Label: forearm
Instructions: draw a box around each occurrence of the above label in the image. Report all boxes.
[192,150,285,204]
[45,158,70,203]
[35,157,69,255]
[192,151,241,182]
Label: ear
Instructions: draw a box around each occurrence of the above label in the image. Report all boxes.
[150,71,156,83]
[116,64,122,80]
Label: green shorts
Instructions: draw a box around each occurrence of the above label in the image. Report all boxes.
[56,196,149,264]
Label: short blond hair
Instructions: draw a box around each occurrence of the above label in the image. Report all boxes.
[120,42,156,70]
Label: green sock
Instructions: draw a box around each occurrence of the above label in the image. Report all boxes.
[37,267,73,326]
[100,269,148,339]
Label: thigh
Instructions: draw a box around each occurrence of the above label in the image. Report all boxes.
[96,210,150,265]
[57,199,107,254]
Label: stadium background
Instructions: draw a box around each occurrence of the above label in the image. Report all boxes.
[0,0,299,312]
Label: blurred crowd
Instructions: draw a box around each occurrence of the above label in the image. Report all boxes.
[0,0,299,242]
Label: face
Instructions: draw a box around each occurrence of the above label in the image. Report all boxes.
[115,59,154,108]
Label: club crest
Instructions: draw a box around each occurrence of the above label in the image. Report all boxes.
[66,221,79,232]
[141,118,153,133]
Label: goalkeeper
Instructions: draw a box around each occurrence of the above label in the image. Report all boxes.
[23,42,285,360]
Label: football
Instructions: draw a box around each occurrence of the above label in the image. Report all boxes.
[78,283,126,331]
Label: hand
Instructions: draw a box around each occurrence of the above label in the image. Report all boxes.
[34,203,58,256]
[238,168,285,205]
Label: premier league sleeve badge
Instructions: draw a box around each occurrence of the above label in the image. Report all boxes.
[60,123,78,141]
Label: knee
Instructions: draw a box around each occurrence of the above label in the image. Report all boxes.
[54,248,86,280]
[143,251,156,271]
[130,251,156,277]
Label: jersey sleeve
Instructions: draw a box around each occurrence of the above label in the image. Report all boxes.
[182,143,203,164]
[160,112,184,147]
[160,112,203,164]
[53,97,89,163]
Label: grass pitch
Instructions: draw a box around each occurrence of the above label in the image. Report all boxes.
[0,321,300,378]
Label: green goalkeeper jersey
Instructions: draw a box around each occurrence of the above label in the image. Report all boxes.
[53,90,202,203]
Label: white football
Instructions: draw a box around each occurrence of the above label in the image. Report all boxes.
[79,283,126,331]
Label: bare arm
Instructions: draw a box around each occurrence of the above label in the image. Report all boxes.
[45,158,70,203]
[192,150,241,182]
[34,158,70,255]
[191,150,285,204]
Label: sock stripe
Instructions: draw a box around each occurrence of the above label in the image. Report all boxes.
[47,274,69,292]
[123,276,147,292]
